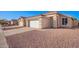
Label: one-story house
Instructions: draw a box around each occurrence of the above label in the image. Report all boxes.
[0,20,18,26]
[18,11,79,28]
[10,19,18,26]
[18,17,26,26]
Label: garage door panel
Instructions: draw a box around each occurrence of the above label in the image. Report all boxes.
[30,20,40,28]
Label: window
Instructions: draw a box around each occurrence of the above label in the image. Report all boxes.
[62,18,68,25]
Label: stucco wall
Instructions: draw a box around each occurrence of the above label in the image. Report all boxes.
[18,18,26,26]
[25,20,29,27]
[73,20,79,27]
[41,17,51,28]
[45,14,58,28]
[46,14,60,28]
[56,14,61,28]
[58,14,73,28]
[43,13,76,28]
[52,14,58,28]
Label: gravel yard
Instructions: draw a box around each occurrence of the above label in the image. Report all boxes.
[5,28,79,48]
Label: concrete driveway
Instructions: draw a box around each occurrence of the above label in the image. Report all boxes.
[3,27,36,36]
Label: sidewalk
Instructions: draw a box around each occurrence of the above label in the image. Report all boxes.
[0,25,8,48]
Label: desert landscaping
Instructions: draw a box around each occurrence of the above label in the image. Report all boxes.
[2,27,79,48]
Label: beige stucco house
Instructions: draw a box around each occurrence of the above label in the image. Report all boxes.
[18,11,79,28]
[18,17,26,26]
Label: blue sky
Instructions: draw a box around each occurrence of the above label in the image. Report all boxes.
[0,11,79,20]
[59,11,79,20]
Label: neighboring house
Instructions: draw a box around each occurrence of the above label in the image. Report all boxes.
[18,11,79,28]
[10,19,18,25]
[0,19,18,26]
[18,16,26,26]
[6,21,11,26]
[0,20,9,26]
[4,20,18,26]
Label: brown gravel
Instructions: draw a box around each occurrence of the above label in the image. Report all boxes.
[6,28,79,48]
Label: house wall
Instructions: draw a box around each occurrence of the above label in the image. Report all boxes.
[45,14,58,28]
[41,17,51,28]
[55,14,61,28]
[66,17,73,28]
[73,20,79,27]
[57,14,73,28]
[45,14,64,28]
[52,14,58,28]
[26,20,29,27]
[43,13,76,28]
[18,18,26,26]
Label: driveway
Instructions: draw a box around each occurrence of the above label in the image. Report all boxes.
[4,27,35,36]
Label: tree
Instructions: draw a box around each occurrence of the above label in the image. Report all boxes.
[0,19,8,26]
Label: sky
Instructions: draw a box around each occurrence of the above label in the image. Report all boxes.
[0,11,79,20]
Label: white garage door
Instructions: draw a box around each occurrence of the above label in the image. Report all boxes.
[30,20,40,28]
